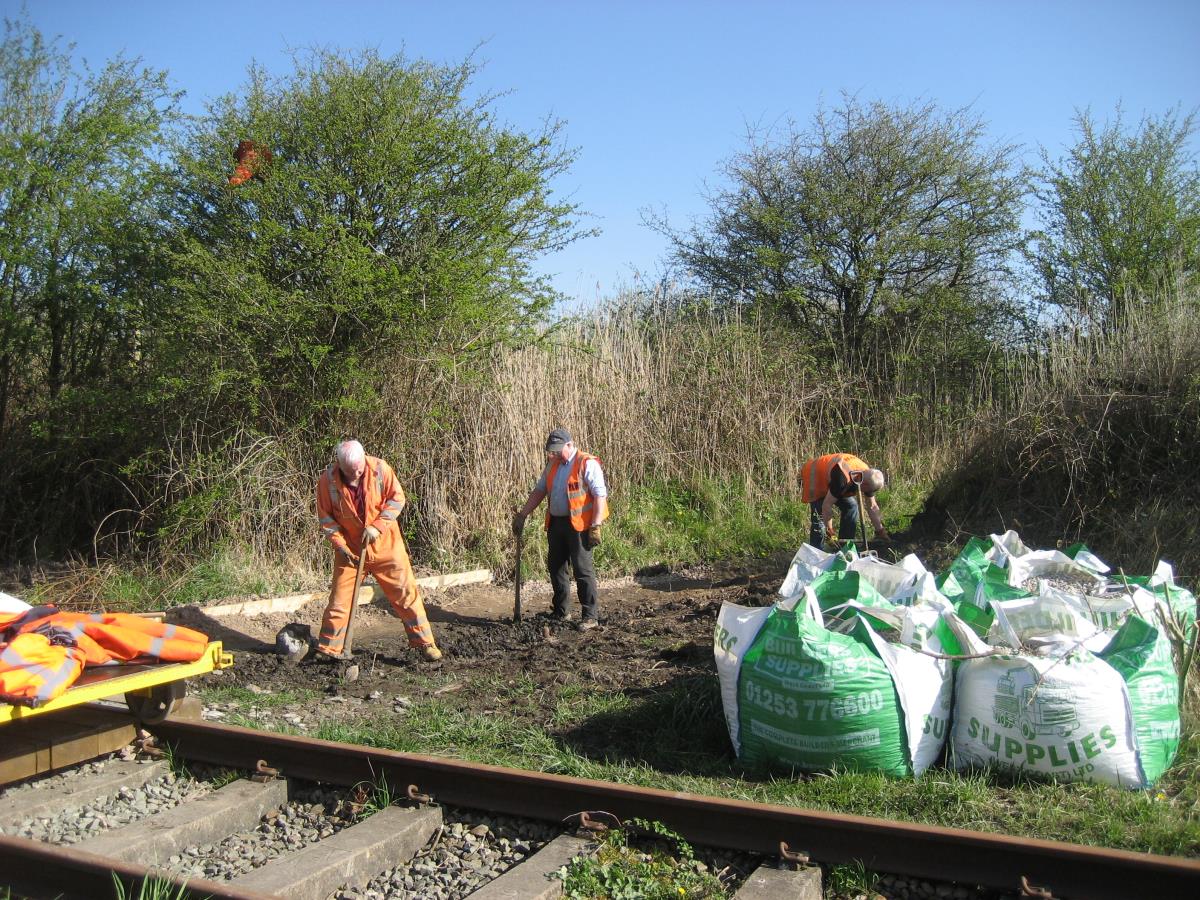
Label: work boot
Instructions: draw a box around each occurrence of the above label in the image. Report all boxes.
[421,644,443,662]
[579,619,598,631]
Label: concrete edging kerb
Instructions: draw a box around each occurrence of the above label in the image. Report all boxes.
[196,568,493,619]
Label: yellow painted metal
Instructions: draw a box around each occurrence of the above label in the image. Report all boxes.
[0,641,233,725]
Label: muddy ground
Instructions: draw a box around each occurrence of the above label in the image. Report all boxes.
[170,556,789,736]
[167,534,953,752]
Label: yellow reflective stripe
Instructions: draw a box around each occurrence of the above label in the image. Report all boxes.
[325,465,338,507]
[379,498,402,521]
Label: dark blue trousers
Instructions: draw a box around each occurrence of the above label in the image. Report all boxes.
[547,515,599,621]
[808,496,860,548]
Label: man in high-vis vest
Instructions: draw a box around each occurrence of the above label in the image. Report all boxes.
[512,428,609,630]
[800,453,890,549]
[316,440,441,661]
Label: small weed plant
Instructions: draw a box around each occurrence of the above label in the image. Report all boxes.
[560,818,726,899]
[826,859,882,898]
[112,871,197,900]
[348,767,395,818]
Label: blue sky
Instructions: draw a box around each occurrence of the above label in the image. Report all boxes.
[10,1,1200,305]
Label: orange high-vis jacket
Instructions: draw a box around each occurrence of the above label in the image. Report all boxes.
[317,455,406,556]
[13,612,208,665]
[800,453,870,504]
[544,452,607,532]
[0,632,87,707]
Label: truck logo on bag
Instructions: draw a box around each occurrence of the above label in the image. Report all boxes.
[992,663,1079,740]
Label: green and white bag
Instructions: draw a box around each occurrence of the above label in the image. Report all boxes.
[715,570,955,777]
[948,612,1179,788]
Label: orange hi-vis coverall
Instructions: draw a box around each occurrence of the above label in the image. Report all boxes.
[316,455,434,656]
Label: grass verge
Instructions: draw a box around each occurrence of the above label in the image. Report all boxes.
[24,548,317,611]
[300,675,1199,859]
[581,477,918,576]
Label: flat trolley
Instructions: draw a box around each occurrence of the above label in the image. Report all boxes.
[0,641,234,726]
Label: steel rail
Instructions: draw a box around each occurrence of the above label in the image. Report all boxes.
[0,832,274,900]
[150,718,1200,900]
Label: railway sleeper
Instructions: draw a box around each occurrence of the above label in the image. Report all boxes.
[466,833,597,900]
[230,803,442,899]
[9,767,608,899]
[731,862,822,900]
[77,776,289,864]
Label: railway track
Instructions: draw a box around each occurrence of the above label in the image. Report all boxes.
[1,712,1198,899]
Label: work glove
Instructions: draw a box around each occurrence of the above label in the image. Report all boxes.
[511,512,526,537]
[362,525,381,545]
[583,527,602,551]
[337,546,360,567]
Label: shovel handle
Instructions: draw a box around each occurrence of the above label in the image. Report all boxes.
[514,528,523,623]
[857,484,870,554]
[342,539,369,658]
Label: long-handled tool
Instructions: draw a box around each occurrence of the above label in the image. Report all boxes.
[342,539,369,660]
[513,526,523,624]
[857,484,870,555]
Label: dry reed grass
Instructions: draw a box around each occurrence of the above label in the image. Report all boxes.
[75,283,1198,592]
[929,280,1200,574]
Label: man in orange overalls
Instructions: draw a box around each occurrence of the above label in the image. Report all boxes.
[316,440,441,661]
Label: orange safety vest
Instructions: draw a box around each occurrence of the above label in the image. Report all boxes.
[544,451,607,532]
[0,632,87,707]
[317,455,406,556]
[800,453,870,503]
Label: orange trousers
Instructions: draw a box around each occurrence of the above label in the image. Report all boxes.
[318,538,434,656]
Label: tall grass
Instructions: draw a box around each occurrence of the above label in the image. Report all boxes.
[62,280,1200,600]
[110,300,919,577]
[929,281,1200,574]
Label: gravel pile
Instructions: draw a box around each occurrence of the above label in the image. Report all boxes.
[0,758,112,808]
[1019,573,1101,595]
[338,809,559,900]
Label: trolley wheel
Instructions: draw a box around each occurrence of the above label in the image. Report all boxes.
[125,681,187,724]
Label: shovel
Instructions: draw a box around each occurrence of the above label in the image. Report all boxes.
[341,539,369,682]
[513,526,523,624]
[857,484,870,555]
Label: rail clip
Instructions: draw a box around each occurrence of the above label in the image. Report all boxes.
[251,759,281,782]
[564,810,623,833]
[407,784,433,805]
[779,841,810,867]
[1020,876,1055,899]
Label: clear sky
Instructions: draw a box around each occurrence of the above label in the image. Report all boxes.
[10,0,1200,306]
